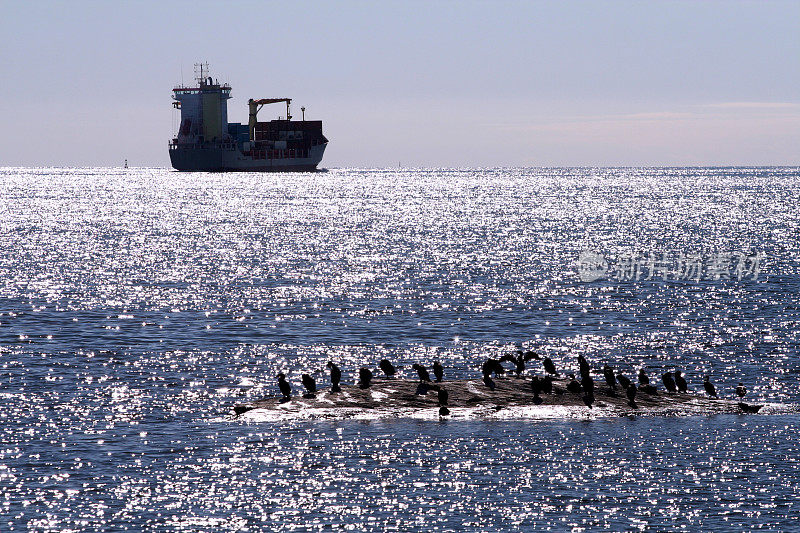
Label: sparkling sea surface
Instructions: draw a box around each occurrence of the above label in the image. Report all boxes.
[1,167,799,531]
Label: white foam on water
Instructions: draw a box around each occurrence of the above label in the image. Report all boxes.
[491,404,616,420]
[241,405,367,422]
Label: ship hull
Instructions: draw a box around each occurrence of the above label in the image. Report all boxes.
[169,143,326,172]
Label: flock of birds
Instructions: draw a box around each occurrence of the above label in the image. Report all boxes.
[273,349,757,415]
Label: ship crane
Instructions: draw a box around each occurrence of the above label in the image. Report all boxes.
[248,98,292,141]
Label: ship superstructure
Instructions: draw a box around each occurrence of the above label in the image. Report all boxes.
[168,64,327,171]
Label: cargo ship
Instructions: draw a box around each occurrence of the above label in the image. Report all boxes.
[168,64,327,171]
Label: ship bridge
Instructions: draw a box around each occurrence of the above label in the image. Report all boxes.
[172,63,231,143]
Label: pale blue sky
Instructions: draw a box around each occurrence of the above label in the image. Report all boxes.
[1,0,798,167]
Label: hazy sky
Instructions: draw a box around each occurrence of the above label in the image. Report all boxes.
[1,0,798,167]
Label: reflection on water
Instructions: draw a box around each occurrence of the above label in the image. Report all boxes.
[1,167,799,530]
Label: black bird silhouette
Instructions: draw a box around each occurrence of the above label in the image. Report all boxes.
[581,374,594,397]
[603,364,617,391]
[433,361,444,382]
[437,387,449,406]
[626,383,637,408]
[482,358,505,378]
[530,375,543,404]
[703,376,718,398]
[327,361,341,393]
[566,374,582,394]
[412,363,432,382]
[582,394,594,409]
[617,372,631,391]
[500,352,525,376]
[523,350,540,361]
[439,405,450,416]
[736,382,747,399]
[578,354,591,380]
[505,350,538,375]
[638,368,650,386]
[543,357,558,376]
[662,372,677,393]
[531,375,542,395]
[301,374,317,397]
[277,373,291,402]
[378,359,398,378]
[358,368,373,389]
[540,375,554,394]
[673,370,688,392]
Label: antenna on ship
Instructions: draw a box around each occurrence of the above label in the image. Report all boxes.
[194,62,209,85]
[301,106,305,121]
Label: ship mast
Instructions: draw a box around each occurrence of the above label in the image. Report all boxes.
[194,62,209,85]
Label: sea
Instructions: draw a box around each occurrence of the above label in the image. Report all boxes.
[1,166,799,531]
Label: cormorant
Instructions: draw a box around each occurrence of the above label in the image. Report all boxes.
[433,361,444,382]
[378,359,398,378]
[412,363,432,382]
[581,374,594,397]
[662,372,677,393]
[638,368,650,386]
[482,358,505,378]
[673,370,688,393]
[626,383,637,407]
[578,354,591,380]
[277,373,291,401]
[327,361,341,393]
[603,364,617,391]
[617,372,631,391]
[358,367,373,389]
[437,387,449,406]
[530,375,543,404]
[499,352,525,376]
[703,376,718,398]
[541,375,554,394]
[523,350,540,361]
[543,357,558,376]
[736,382,747,399]
[531,375,542,396]
[514,354,525,376]
[301,373,317,397]
[566,374,582,394]
[582,393,594,409]
[502,350,538,376]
